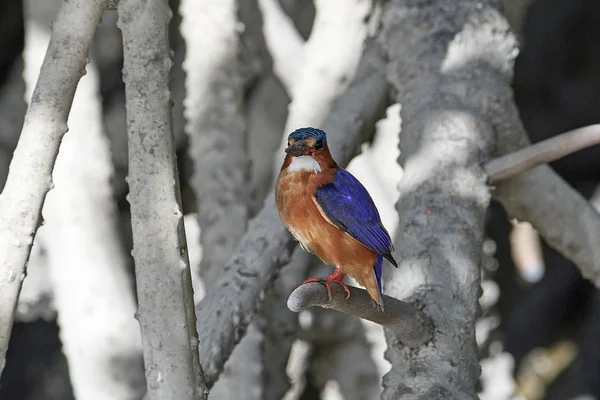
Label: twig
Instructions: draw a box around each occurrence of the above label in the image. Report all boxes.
[0,0,110,378]
[289,283,432,347]
[195,37,389,388]
[486,124,600,183]
[117,0,207,398]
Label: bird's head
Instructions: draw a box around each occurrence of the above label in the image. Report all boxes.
[285,127,328,157]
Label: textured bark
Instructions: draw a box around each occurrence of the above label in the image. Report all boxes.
[379,1,512,398]
[117,0,207,398]
[195,38,389,387]
[0,0,109,378]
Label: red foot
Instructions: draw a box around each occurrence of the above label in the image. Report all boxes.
[302,269,351,301]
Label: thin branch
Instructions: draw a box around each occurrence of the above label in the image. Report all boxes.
[486,124,600,183]
[195,37,389,388]
[288,283,432,347]
[117,0,207,398]
[0,0,110,378]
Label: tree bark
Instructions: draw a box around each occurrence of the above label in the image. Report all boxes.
[379,0,515,397]
[0,0,110,378]
[118,0,207,398]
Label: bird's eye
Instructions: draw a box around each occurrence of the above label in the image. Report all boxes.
[315,139,323,149]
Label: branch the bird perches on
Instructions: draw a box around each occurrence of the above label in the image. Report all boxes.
[285,122,600,338]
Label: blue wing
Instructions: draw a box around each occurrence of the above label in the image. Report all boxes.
[314,168,397,266]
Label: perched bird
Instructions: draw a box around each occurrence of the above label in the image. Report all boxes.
[275,127,397,311]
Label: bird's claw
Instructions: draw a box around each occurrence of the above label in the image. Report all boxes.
[302,276,351,301]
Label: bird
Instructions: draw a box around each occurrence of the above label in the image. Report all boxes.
[275,127,397,311]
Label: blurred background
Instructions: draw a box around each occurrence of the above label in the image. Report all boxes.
[0,0,599,399]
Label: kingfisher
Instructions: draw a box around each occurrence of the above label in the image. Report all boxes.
[275,127,397,311]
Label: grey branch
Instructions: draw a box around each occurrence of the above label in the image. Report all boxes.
[195,37,389,388]
[378,1,515,398]
[0,0,110,378]
[299,302,382,400]
[486,124,600,183]
[493,165,600,287]
[487,122,600,287]
[117,0,207,398]
[288,283,432,347]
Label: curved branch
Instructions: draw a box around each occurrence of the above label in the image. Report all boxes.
[288,282,432,347]
[486,124,600,183]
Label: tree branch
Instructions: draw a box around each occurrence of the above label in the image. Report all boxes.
[117,0,207,398]
[25,15,145,397]
[195,37,389,388]
[486,124,600,183]
[288,283,432,347]
[0,0,110,379]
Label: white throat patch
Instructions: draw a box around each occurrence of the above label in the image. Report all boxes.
[287,156,322,173]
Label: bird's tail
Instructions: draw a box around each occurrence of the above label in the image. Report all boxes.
[371,255,384,311]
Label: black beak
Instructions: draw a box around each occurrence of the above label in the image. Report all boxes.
[285,140,307,157]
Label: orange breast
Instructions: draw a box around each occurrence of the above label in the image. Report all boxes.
[275,169,377,290]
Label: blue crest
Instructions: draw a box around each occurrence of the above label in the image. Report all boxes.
[288,127,327,145]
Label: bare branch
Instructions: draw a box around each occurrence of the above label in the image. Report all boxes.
[117,0,207,398]
[195,37,389,388]
[23,14,145,397]
[0,0,110,378]
[288,283,432,347]
[493,166,600,286]
[486,124,600,183]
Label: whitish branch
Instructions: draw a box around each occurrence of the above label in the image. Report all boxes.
[195,38,389,388]
[258,0,305,94]
[117,0,207,398]
[21,11,145,398]
[289,283,432,347]
[180,0,250,286]
[271,0,373,179]
[0,0,110,378]
[486,124,600,183]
